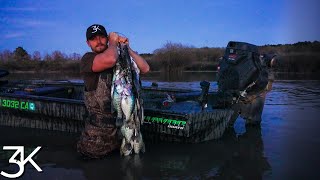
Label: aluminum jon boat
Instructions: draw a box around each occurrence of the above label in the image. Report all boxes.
[0,79,233,143]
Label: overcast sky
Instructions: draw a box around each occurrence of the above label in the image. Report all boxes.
[0,0,319,55]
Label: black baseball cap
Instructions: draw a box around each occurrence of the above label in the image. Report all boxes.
[86,24,108,40]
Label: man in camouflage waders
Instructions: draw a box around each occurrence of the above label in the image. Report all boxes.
[77,24,149,158]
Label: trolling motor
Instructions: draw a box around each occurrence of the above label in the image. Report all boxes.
[198,81,210,110]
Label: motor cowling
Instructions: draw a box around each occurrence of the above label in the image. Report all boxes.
[217,41,268,93]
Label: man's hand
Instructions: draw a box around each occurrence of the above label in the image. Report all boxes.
[108,32,119,45]
[119,36,129,45]
[92,32,119,72]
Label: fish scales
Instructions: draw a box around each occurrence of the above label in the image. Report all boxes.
[111,44,145,156]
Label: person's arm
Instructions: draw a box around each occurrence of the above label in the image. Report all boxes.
[128,46,150,74]
[92,32,119,72]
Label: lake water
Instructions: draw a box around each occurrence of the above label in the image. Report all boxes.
[0,73,320,179]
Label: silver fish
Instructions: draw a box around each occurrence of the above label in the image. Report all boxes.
[120,121,135,156]
[120,138,132,156]
[120,121,135,142]
[112,66,124,127]
[112,62,135,127]
[121,86,135,122]
[112,44,145,156]
[132,131,145,154]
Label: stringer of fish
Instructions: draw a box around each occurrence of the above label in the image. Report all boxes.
[112,44,145,156]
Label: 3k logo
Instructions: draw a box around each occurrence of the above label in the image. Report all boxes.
[0,146,42,178]
[91,25,101,33]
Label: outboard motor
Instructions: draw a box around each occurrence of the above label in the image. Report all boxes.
[216,41,274,128]
[217,41,268,93]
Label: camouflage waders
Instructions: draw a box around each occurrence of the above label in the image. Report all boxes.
[229,70,275,127]
[77,72,120,158]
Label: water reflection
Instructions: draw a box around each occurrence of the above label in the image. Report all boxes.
[0,126,271,179]
[1,73,320,179]
[140,127,270,179]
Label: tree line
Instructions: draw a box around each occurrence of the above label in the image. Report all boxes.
[0,47,81,72]
[144,41,320,73]
[259,41,320,73]
[1,41,319,73]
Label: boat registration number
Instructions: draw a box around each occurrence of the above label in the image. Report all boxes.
[0,99,35,111]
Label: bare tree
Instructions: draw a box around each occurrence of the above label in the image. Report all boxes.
[32,51,41,61]
[43,53,53,61]
[0,50,13,61]
[70,53,81,61]
[153,42,195,72]
[52,51,66,61]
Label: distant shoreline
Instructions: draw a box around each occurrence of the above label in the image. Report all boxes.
[1,41,319,74]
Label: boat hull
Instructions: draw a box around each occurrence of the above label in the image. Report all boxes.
[0,81,233,143]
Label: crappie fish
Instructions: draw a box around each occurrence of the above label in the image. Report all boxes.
[121,86,135,122]
[112,63,135,127]
[112,68,124,126]
[120,138,132,156]
[111,44,145,156]
[120,121,135,142]
[132,131,145,154]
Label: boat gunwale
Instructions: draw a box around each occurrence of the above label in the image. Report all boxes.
[0,92,84,105]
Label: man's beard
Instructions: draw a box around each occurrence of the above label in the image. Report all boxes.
[92,44,107,53]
